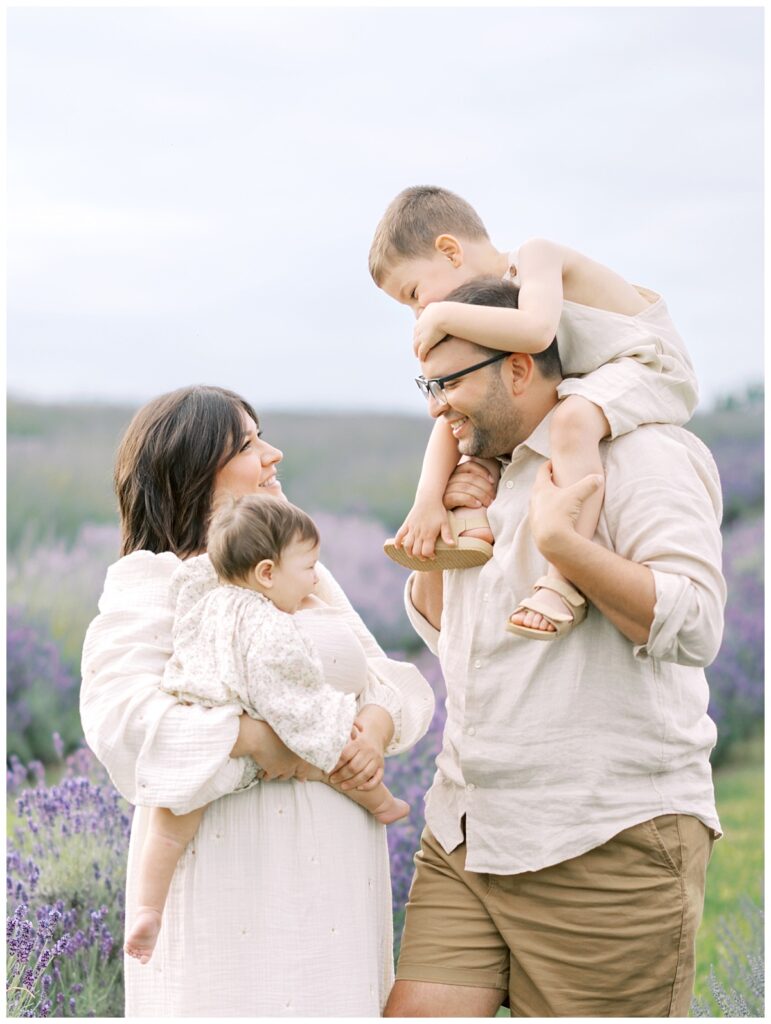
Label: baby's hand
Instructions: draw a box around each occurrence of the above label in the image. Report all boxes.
[413,303,448,360]
[394,501,455,560]
[329,722,384,792]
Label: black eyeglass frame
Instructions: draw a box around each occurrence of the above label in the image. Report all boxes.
[415,351,508,404]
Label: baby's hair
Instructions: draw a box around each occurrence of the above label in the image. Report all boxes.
[208,495,320,584]
[444,276,563,381]
[369,185,489,285]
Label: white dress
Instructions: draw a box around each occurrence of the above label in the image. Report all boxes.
[504,253,699,437]
[160,555,359,775]
[80,552,435,1017]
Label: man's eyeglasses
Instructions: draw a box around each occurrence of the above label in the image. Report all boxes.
[415,352,508,405]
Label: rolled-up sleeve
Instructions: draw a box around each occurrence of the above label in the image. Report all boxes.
[315,564,435,756]
[606,429,727,668]
[80,552,253,815]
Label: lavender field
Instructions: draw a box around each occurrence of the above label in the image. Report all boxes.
[7,391,764,1016]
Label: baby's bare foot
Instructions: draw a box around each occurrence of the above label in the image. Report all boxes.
[374,798,410,825]
[124,907,163,965]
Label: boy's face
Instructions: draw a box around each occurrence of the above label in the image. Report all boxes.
[380,252,477,317]
[268,538,320,614]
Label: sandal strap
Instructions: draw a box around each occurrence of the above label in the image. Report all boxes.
[532,576,586,609]
[447,508,490,541]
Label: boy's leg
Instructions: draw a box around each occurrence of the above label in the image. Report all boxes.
[125,805,206,964]
[510,396,608,634]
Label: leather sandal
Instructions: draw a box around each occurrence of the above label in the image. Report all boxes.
[384,509,493,571]
[505,576,587,640]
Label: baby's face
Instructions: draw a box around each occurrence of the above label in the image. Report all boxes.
[269,538,320,613]
[380,252,476,317]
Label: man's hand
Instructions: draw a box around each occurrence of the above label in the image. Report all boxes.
[329,705,393,791]
[443,459,498,511]
[394,499,455,560]
[413,303,448,360]
[528,461,603,559]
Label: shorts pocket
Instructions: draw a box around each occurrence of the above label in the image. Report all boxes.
[644,814,683,878]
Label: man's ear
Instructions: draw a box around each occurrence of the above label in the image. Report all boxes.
[505,353,535,395]
[253,559,275,589]
[434,234,464,267]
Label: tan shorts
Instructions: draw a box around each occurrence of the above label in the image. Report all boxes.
[396,815,714,1017]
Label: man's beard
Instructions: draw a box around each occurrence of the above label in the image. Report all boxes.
[457,376,523,460]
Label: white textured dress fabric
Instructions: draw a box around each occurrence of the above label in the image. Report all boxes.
[160,556,358,774]
[81,553,435,1017]
[504,254,699,437]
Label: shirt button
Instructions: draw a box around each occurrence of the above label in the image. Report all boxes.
[467,783,476,792]
[505,480,514,489]
[467,726,476,736]
[474,659,482,668]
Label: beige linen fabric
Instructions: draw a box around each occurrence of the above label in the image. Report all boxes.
[504,255,699,437]
[404,414,724,876]
[81,555,435,1016]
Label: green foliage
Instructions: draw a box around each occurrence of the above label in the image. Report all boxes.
[692,735,764,1013]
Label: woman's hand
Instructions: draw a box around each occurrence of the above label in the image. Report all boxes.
[328,704,394,792]
[230,715,303,781]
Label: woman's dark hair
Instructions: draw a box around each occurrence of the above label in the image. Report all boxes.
[115,385,260,558]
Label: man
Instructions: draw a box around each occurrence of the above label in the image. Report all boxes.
[385,278,724,1017]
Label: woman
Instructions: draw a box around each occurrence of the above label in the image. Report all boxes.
[80,385,435,1017]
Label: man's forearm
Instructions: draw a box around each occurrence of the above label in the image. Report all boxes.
[410,572,444,632]
[543,532,655,646]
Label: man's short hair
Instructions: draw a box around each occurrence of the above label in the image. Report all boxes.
[444,276,563,380]
[369,185,489,285]
[208,495,319,584]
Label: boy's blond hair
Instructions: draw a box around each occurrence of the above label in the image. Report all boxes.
[368,185,490,285]
[208,494,319,584]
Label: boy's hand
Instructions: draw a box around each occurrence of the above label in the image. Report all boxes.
[394,500,456,560]
[413,303,448,360]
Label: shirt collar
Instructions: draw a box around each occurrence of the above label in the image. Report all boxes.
[500,405,556,465]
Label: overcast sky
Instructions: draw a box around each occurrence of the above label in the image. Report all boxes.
[8,5,763,415]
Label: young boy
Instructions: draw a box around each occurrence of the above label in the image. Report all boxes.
[370,185,698,639]
[124,494,408,965]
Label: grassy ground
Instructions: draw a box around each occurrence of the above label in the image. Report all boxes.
[692,732,764,1010]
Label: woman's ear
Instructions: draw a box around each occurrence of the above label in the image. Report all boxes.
[253,559,275,589]
[434,234,464,267]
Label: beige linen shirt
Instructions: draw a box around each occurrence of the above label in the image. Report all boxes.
[405,410,725,875]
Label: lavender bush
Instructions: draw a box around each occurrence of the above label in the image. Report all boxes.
[706,515,764,765]
[7,608,82,764]
[691,899,764,1017]
[6,746,132,1017]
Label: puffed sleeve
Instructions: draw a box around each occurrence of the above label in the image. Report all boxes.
[80,552,254,815]
[242,606,357,773]
[314,563,435,756]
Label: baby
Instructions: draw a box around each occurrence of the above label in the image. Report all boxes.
[370,185,698,640]
[124,494,408,965]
